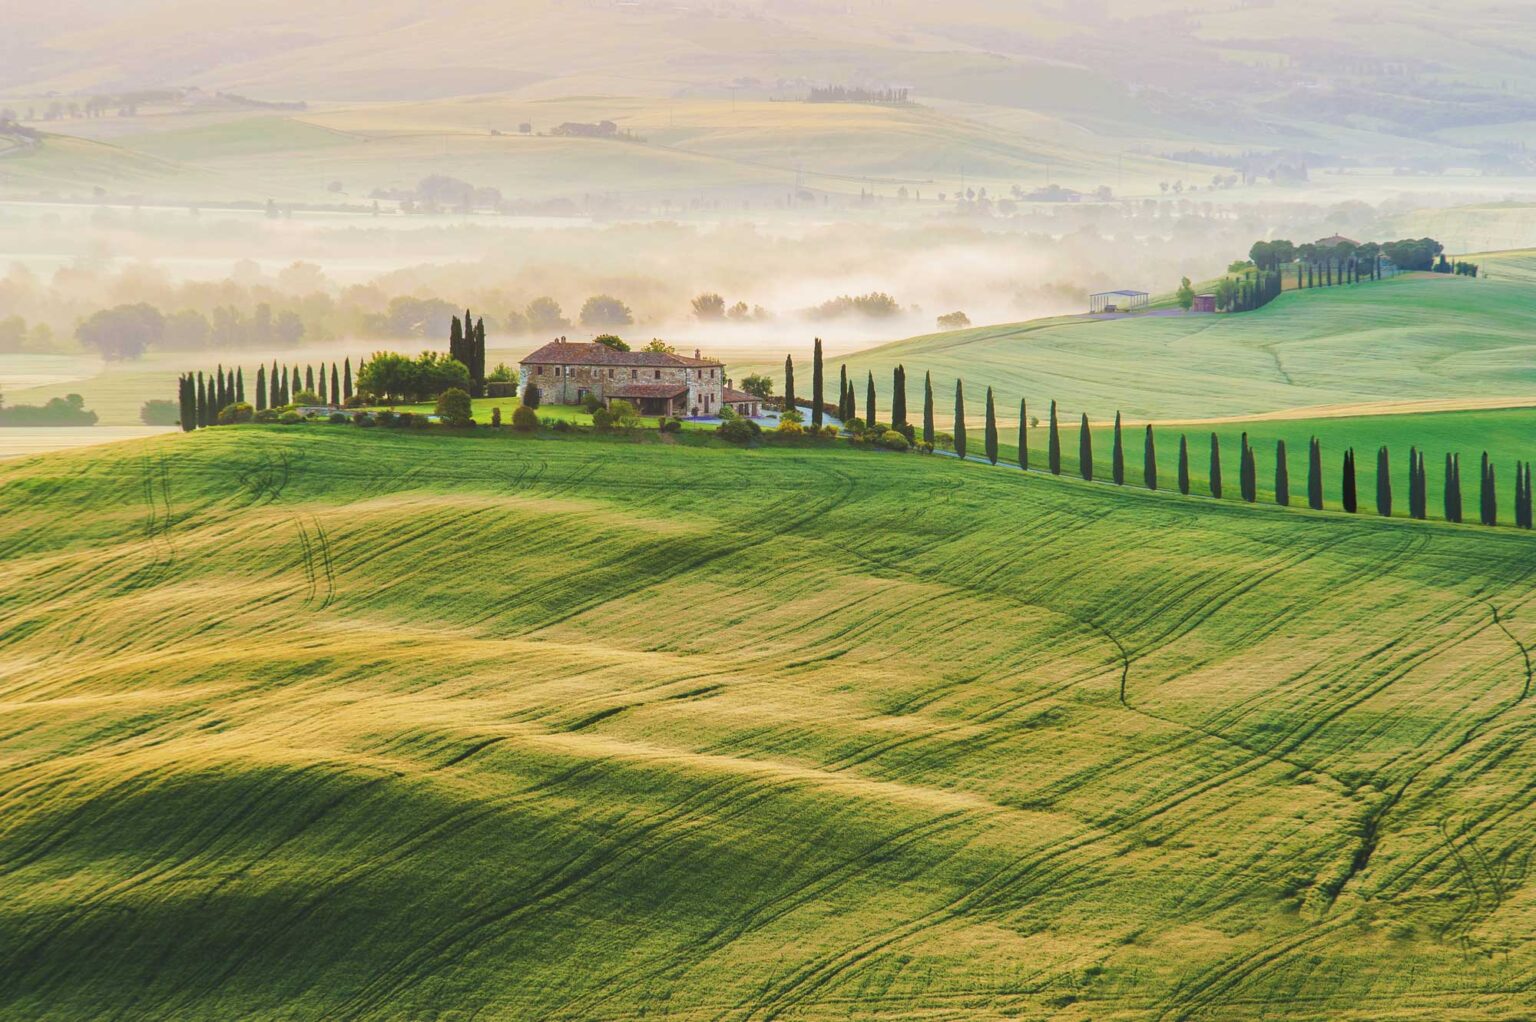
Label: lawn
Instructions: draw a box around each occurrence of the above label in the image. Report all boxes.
[4,425,1536,1019]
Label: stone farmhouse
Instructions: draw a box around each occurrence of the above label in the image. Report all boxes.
[519,340,762,418]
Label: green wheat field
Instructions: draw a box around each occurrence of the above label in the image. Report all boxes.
[5,425,1536,1020]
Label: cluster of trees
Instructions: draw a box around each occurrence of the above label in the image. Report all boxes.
[356,352,469,404]
[808,293,902,321]
[175,359,361,430]
[0,393,97,427]
[448,311,487,396]
[690,293,772,322]
[805,86,911,104]
[75,302,307,359]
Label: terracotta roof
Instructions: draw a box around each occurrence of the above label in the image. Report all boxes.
[722,387,758,403]
[520,341,720,368]
[609,383,688,399]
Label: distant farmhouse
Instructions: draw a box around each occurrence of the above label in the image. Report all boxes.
[519,340,762,418]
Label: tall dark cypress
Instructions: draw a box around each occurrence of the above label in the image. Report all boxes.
[891,363,907,431]
[1308,438,1323,510]
[305,365,315,395]
[317,362,327,404]
[195,372,208,428]
[1079,414,1093,482]
[811,338,824,428]
[450,315,464,368]
[838,365,850,421]
[953,380,967,460]
[1481,452,1496,526]
[1275,439,1289,506]
[1209,433,1222,499]
[255,365,267,412]
[269,360,280,408]
[292,365,301,401]
[1239,432,1256,502]
[1407,447,1421,518]
[236,367,245,404]
[331,364,341,406]
[923,372,935,445]
[1018,399,1028,471]
[984,388,999,465]
[1376,446,1391,517]
[1522,462,1533,529]
[1342,448,1358,513]
[1445,454,1459,523]
[1111,412,1125,485]
[783,355,796,418]
[178,376,192,431]
[214,364,224,408]
[343,358,353,402]
[865,371,876,426]
[473,318,486,396]
[1048,400,1061,474]
[1144,425,1157,490]
[1417,450,1428,520]
[1177,434,1190,495]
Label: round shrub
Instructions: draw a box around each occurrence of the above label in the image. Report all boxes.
[775,420,804,437]
[591,407,614,431]
[352,411,376,427]
[292,390,321,406]
[396,411,416,428]
[375,410,398,428]
[343,393,369,409]
[328,412,348,424]
[254,408,280,424]
[278,410,303,425]
[217,402,254,425]
[512,405,539,432]
[718,418,759,444]
[491,407,502,428]
[658,417,683,433]
[819,424,838,439]
[549,418,573,433]
[881,430,909,451]
[435,388,473,428]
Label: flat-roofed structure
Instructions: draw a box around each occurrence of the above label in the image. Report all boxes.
[1089,290,1150,314]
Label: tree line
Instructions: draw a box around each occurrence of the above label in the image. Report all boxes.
[177,359,357,431]
[778,349,1536,530]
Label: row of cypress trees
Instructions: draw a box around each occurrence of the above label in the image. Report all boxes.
[795,354,1534,531]
[177,359,356,429]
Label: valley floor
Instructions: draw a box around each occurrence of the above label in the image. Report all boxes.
[4,427,1536,1020]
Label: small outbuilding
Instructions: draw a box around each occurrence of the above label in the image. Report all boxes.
[1089,290,1150,314]
[1191,294,1216,313]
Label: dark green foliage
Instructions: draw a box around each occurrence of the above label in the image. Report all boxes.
[1481,452,1497,526]
[1079,414,1093,482]
[177,375,194,432]
[1048,401,1061,475]
[1239,432,1256,503]
[1111,412,1124,485]
[923,372,934,445]
[343,358,353,402]
[521,381,542,409]
[1408,447,1423,519]
[255,366,267,412]
[1376,446,1391,517]
[1342,448,1358,514]
[984,388,998,466]
[435,388,474,428]
[1018,399,1028,472]
[891,363,907,431]
[317,363,327,404]
[812,339,824,428]
[1143,425,1156,490]
[1445,454,1462,523]
[866,371,876,426]
[953,380,967,461]
[1179,430,1191,494]
[236,367,245,405]
[783,355,796,417]
[1275,440,1289,506]
[269,361,280,409]
[1308,438,1323,510]
[306,366,315,394]
[839,365,851,421]
[1208,434,1222,499]
[1520,462,1534,529]
[473,318,486,396]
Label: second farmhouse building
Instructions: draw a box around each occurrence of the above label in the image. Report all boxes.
[518,340,761,418]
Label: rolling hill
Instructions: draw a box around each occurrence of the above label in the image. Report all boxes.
[743,274,1536,424]
[5,425,1536,1019]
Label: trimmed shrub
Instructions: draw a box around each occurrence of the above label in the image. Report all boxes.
[375,410,398,428]
[217,402,254,425]
[254,408,280,424]
[292,390,321,406]
[343,393,369,409]
[591,407,615,430]
[658,417,683,433]
[819,424,838,438]
[435,388,473,428]
[490,407,502,428]
[512,405,539,432]
[718,418,760,443]
[352,412,376,427]
[328,412,348,424]
[278,410,303,425]
[396,412,418,428]
[881,430,910,451]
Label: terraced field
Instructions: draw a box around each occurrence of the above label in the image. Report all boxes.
[739,274,1536,423]
[6,426,1536,1020]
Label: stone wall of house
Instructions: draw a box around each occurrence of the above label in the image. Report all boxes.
[519,361,724,414]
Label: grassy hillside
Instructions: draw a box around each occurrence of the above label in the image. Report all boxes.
[747,275,1536,423]
[6,426,1536,1019]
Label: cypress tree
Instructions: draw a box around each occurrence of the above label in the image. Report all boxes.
[984,388,999,465]
[1079,414,1093,481]
[1418,450,1429,519]
[783,355,796,418]
[292,365,302,401]
[331,364,341,406]
[195,372,207,428]
[1445,454,1459,523]
[811,338,824,428]
[1177,434,1190,495]
[893,364,908,431]
[305,365,314,394]
[214,364,224,408]
[866,371,876,426]
[343,358,353,402]
[1048,400,1061,474]
[1482,452,1496,526]
[1209,433,1222,499]
[1144,424,1157,490]
[178,376,193,431]
[255,365,267,412]
[1342,448,1358,513]
[923,372,935,445]
[1018,399,1029,471]
[474,318,486,396]
[317,362,327,404]
[1376,446,1391,516]
[839,365,850,421]
[269,361,280,408]
[1239,432,1255,502]
[1523,462,1534,529]
[1275,439,1289,506]
[1407,446,1421,518]
[953,380,967,460]
[450,315,463,367]
[1308,438,1323,510]
[236,367,245,404]
[1111,412,1125,485]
